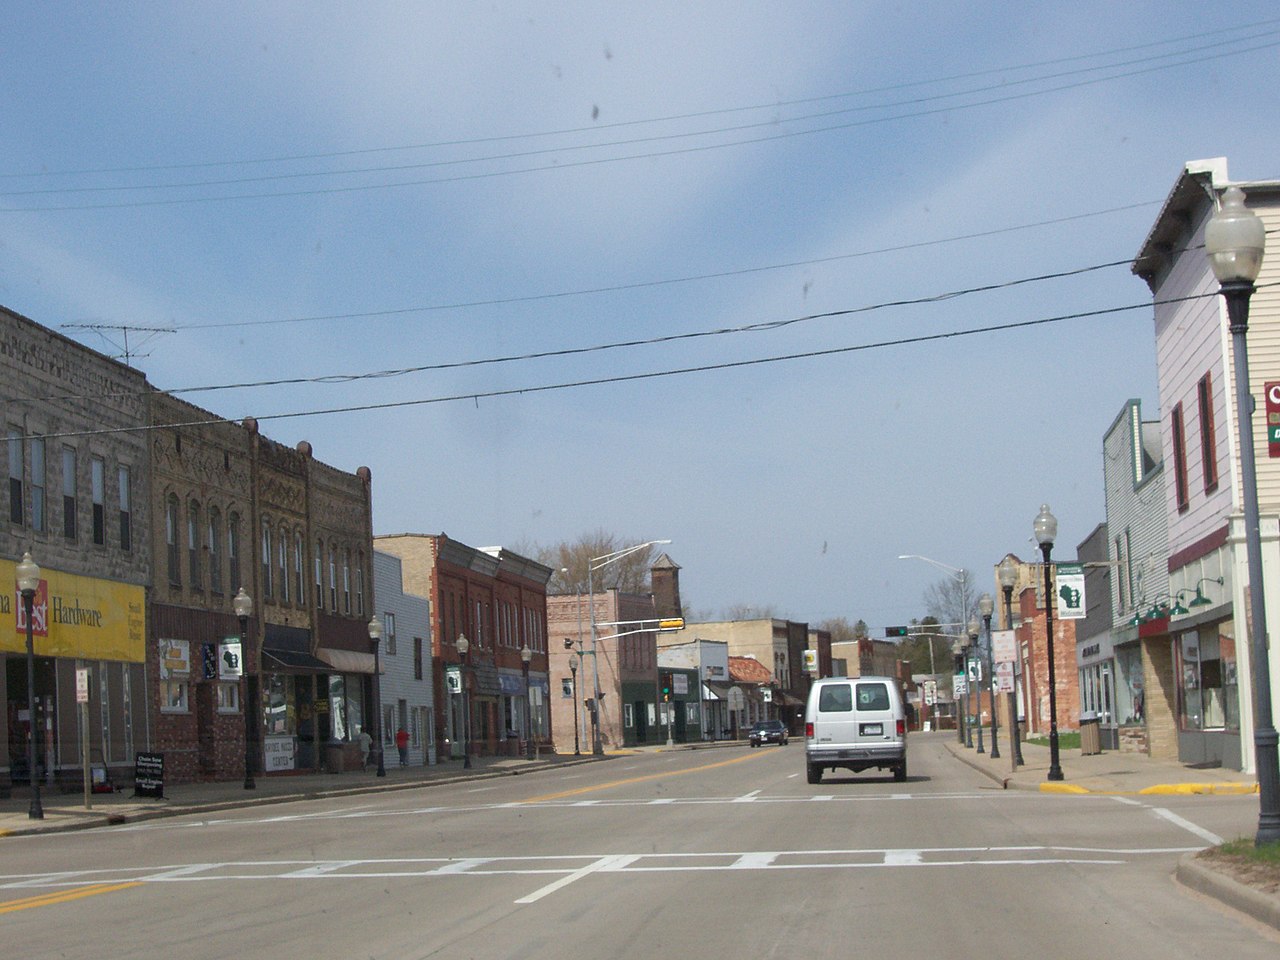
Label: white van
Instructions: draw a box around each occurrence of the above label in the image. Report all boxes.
[804,675,907,784]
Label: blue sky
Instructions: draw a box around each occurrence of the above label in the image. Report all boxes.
[4,3,1279,632]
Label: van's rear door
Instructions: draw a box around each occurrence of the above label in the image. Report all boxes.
[850,681,895,745]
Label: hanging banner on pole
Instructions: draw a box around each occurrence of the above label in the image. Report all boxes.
[1055,563,1086,620]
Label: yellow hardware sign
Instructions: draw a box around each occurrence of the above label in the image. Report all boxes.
[657,618,685,631]
[3,558,145,662]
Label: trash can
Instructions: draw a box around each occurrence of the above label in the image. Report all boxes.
[1080,711,1101,755]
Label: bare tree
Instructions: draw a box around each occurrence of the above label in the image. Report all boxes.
[815,617,862,642]
[722,603,781,621]
[529,531,660,595]
[923,571,978,640]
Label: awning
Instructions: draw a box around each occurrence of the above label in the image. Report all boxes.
[703,681,735,701]
[262,647,331,673]
[775,692,805,707]
[317,648,379,675]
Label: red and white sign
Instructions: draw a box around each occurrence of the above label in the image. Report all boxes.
[1266,381,1280,458]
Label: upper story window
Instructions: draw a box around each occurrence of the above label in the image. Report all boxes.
[278,525,289,603]
[228,513,242,593]
[188,503,202,590]
[1197,372,1219,494]
[62,446,77,541]
[356,552,365,617]
[91,457,106,546]
[7,428,23,525]
[294,531,305,606]
[343,549,351,615]
[1171,402,1189,513]
[30,437,45,534]
[329,546,338,611]
[209,509,223,595]
[315,539,324,609]
[166,495,181,586]
[384,612,397,656]
[118,466,131,552]
[261,522,273,599]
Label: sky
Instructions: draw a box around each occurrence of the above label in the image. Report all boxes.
[4,3,1280,635]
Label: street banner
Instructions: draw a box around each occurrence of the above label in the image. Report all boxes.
[992,629,1016,664]
[1056,563,1086,620]
[996,661,1015,694]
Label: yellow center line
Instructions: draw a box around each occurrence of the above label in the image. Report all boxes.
[0,881,142,914]
[521,751,763,803]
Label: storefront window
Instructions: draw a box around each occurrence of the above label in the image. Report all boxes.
[329,675,348,740]
[161,680,188,712]
[1115,645,1144,725]
[263,674,296,736]
[1178,623,1237,732]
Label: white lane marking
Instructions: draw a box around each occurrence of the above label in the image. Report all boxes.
[731,853,778,869]
[143,863,220,881]
[649,798,675,804]
[1110,796,1144,807]
[515,854,639,904]
[884,850,923,865]
[734,790,762,803]
[432,858,493,875]
[1151,807,1223,845]
[282,861,361,878]
[810,795,834,802]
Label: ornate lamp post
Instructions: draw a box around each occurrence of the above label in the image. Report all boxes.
[16,552,44,820]
[368,616,386,777]
[968,616,984,754]
[998,556,1025,766]
[1034,504,1065,781]
[521,643,534,760]
[456,633,471,769]
[979,593,999,760]
[232,587,255,789]
[1205,185,1279,845]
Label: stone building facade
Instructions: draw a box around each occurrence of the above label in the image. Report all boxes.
[2,304,151,792]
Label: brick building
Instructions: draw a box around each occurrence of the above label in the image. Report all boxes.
[3,305,151,792]
[1014,571,1081,737]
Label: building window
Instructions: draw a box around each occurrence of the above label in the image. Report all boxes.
[91,457,106,545]
[384,612,397,656]
[118,465,131,552]
[329,546,337,611]
[1197,372,1219,493]
[356,553,365,617]
[62,446,77,540]
[166,495,181,586]
[216,682,241,713]
[262,523,273,598]
[209,509,223,595]
[294,531,305,606]
[7,428,23,525]
[315,540,324,609]
[1171,402,1189,512]
[228,513,242,593]
[161,679,189,713]
[188,503,202,590]
[343,550,351,614]
[414,637,423,680]
[279,525,289,603]
[30,437,45,533]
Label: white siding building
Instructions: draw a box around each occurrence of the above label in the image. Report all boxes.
[1133,157,1280,771]
[372,550,435,766]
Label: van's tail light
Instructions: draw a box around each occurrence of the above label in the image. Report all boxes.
[896,719,905,737]
[805,722,814,739]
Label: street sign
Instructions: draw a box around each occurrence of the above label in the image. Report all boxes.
[803,649,818,672]
[954,673,967,695]
[996,662,1015,694]
[76,667,90,704]
[923,680,937,705]
[657,618,685,632]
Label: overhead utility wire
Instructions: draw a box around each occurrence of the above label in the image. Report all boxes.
[28,286,1277,444]
[6,40,1277,214]
[28,258,1131,407]
[4,31,1278,201]
[167,200,1159,331]
[5,17,1277,181]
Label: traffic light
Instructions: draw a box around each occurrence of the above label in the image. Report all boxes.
[660,672,671,702]
[885,626,909,638]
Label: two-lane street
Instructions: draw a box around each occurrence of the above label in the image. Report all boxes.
[2,735,1274,958]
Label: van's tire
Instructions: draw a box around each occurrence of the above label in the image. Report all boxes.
[893,759,907,782]
[806,763,822,784]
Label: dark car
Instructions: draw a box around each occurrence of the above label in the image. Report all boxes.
[749,719,789,747]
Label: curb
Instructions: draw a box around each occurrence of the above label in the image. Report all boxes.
[0,755,605,839]
[1176,854,1280,932]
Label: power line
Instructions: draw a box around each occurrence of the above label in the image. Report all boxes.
[27,286,1265,444]
[5,38,1277,213]
[5,17,1276,182]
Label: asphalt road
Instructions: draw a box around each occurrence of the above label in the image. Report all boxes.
[2,733,1275,958]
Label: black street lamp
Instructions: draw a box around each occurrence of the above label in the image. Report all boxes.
[368,616,386,777]
[997,557,1025,767]
[521,643,534,760]
[968,616,984,754]
[1034,504,1065,781]
[16,552,44,820]
[980,593,1000,760]
[570,658,581,756]
[456,633,471,769]
[232,587,255,790]
[1205,185,1279,846]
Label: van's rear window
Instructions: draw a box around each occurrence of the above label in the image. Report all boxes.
[818,684,852,712]
[856,683,890,711]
